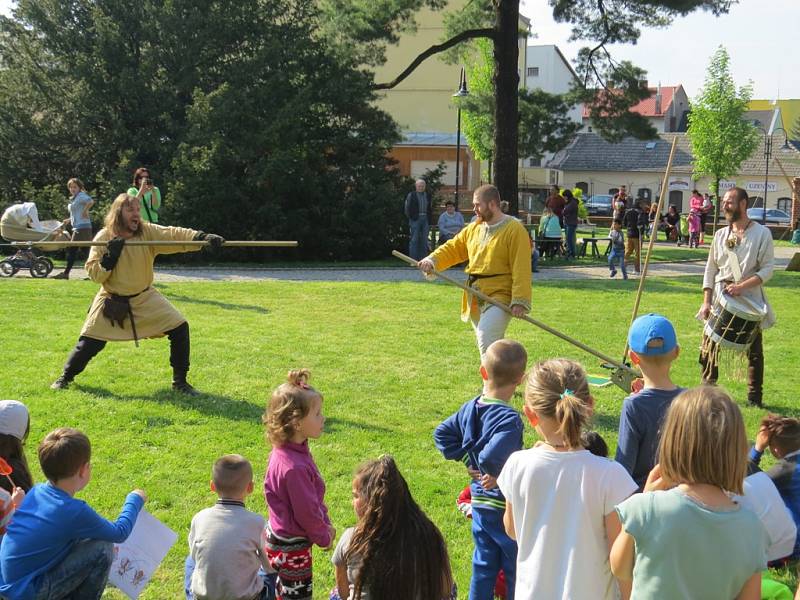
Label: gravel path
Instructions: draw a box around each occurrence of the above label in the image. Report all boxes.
[8,246,797,283]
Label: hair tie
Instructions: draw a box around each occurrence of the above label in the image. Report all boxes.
[560,388,574,400]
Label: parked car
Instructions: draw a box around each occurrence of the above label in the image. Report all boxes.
[585,194,613,216]
[746,208,791,225]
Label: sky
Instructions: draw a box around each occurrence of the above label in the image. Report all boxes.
[520,0,800,101]
[0,0,796,101]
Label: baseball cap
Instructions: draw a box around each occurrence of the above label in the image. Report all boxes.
[628,313,678,355]
[0,401,30,440]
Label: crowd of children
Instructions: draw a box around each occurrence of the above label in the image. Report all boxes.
[1,312,799,600]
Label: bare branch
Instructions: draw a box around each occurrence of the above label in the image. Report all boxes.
[372,28,495,91]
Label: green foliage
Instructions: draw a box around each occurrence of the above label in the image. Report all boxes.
[460,39,494,161]
[0,0,407,260]
[687,46,759,199]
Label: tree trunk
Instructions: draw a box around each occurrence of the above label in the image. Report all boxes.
[493,0,520,214]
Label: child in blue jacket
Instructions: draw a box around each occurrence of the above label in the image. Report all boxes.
[434,339,527,600]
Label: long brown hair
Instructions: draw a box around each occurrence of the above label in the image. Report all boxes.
[103,193,142,238]
[0,417,32,493]
[347,456,453,599]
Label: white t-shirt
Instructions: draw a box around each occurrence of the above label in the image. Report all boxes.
[497,447,637,600]
[734,472,797,561]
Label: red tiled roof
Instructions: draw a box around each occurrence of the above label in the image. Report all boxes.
[582,86,678,118]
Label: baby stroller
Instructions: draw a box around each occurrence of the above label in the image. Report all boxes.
[0,206,67,278]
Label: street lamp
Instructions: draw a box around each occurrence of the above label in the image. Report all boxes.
[755,120,790,225]
[453,67,469,208]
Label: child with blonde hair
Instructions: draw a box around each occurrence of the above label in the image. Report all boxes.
[611,386,768,599]
[263,370,334,600]
[497,359,637,600]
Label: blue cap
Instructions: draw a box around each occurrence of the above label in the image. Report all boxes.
[628,313,678,355]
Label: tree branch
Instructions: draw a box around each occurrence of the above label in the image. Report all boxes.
[372,28,495,90]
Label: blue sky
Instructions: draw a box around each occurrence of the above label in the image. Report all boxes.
[521,0,799,101]
[1,0,796,101]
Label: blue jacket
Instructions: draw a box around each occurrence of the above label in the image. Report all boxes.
[434,395,523,511]
[0,483,144,600]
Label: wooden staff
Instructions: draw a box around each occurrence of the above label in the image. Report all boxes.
[393,250,640,391]
[8,240,298,248]
[620,136,679,364]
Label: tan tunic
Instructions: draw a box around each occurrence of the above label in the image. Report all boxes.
[80,223,200,341]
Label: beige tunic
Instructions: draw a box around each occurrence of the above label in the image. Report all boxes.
[80,223,200,341]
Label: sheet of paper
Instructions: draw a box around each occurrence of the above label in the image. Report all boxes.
[109,509,178,599]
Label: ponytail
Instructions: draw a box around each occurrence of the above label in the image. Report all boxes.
[555,390,592,449]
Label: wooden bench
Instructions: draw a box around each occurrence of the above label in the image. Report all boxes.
[578,236,611,258]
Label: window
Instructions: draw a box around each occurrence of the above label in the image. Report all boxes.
[669,190,684,212]
[529,157,540,167]
[575,182,589,195]
[527,67,539,77]
[777,197,791,213]
[637,188,652,201]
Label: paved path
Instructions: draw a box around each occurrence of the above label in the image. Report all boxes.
[9,246,798,283]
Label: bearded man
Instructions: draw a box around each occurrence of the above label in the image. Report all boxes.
[51,193,224,395]
[696,187,775,407]
[418,184,531,357]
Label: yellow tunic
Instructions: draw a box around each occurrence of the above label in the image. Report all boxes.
[429,216,532,322]
[80,223,200,341]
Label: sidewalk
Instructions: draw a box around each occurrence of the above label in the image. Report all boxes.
[10,247,798,283]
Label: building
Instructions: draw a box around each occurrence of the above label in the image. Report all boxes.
[583,84,690,134]
[373,1,530,206]
[749,99,800,141]
[548,132,800,216]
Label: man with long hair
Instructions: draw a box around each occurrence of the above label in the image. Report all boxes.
[50,193,224,395]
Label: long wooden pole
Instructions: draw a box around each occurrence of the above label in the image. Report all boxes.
[393,250,640,387]
[620,136,679,363]
[7,240,298,248]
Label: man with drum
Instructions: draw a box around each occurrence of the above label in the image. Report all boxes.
[697,187,775,407]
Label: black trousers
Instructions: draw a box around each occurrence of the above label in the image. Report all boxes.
[61,322,191,381]
[63,228,93,274]
[700,331,763,404]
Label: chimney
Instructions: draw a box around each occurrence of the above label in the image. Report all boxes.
[655,82,662,115]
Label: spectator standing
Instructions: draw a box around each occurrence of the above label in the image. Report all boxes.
[562,190,579,258]
[127,167,161,224]
[701,192,714,244]
[437,200,465,246]
[545,185,565,228]
[53,178,94,279]
[404,179,432,261]
[687,210,701,248]
[623,198,648,274]
[613,186,629,221]
[608,219,627,279]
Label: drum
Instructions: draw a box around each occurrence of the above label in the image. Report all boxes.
[703,293,766,353]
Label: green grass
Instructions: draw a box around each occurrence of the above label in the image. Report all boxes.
[1,272,799,597]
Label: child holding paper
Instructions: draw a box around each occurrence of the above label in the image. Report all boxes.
[0,427,146,600]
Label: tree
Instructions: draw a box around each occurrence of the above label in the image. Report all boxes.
[687,45,758,233]
[0,0,407,259]
[364,0,734,213]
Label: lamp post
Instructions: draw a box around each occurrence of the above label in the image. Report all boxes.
[756,119,789,225]
[453,67,469,208]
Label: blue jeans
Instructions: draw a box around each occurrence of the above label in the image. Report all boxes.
[608,247,627,278]
[408,217,430,261]
[34,539,114,600]
[184,555,276,600]
[565,224,577,257]
[531,248,539,272]
[470,506,516,600]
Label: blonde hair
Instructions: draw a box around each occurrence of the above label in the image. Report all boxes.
[484,339,527,387]
[67,178,85,190]
[658,386,747,495]
[263,369,322,446]
[103,193,142,238]
[525,359,592,448]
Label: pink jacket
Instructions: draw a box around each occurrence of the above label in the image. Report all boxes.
[690,194,704,213]
[688,213,701,233]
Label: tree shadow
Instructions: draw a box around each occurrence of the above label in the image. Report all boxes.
[75,385,264,422]
[155,285,270,314]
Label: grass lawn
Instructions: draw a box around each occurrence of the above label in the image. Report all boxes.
[1,271,799,598]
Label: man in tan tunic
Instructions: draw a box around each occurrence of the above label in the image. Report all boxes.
[50,193,224,395]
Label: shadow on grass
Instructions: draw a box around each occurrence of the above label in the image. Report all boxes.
[75,385,263,422]
[154,287,270,315]
[324,417,395,435]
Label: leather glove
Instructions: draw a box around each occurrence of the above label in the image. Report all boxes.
[100,237,125,271]
[194,231,225,249]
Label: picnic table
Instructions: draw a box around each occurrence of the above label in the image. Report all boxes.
[578,236,611,258]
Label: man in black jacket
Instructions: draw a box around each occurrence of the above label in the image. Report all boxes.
[623,198,649,274]
[404,179,433,260]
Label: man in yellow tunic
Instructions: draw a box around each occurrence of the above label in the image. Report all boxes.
[50,193,224,395]
[418,185,532,356]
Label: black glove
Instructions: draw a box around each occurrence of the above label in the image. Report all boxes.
[100,237,125,271]
[194,231,225,249]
